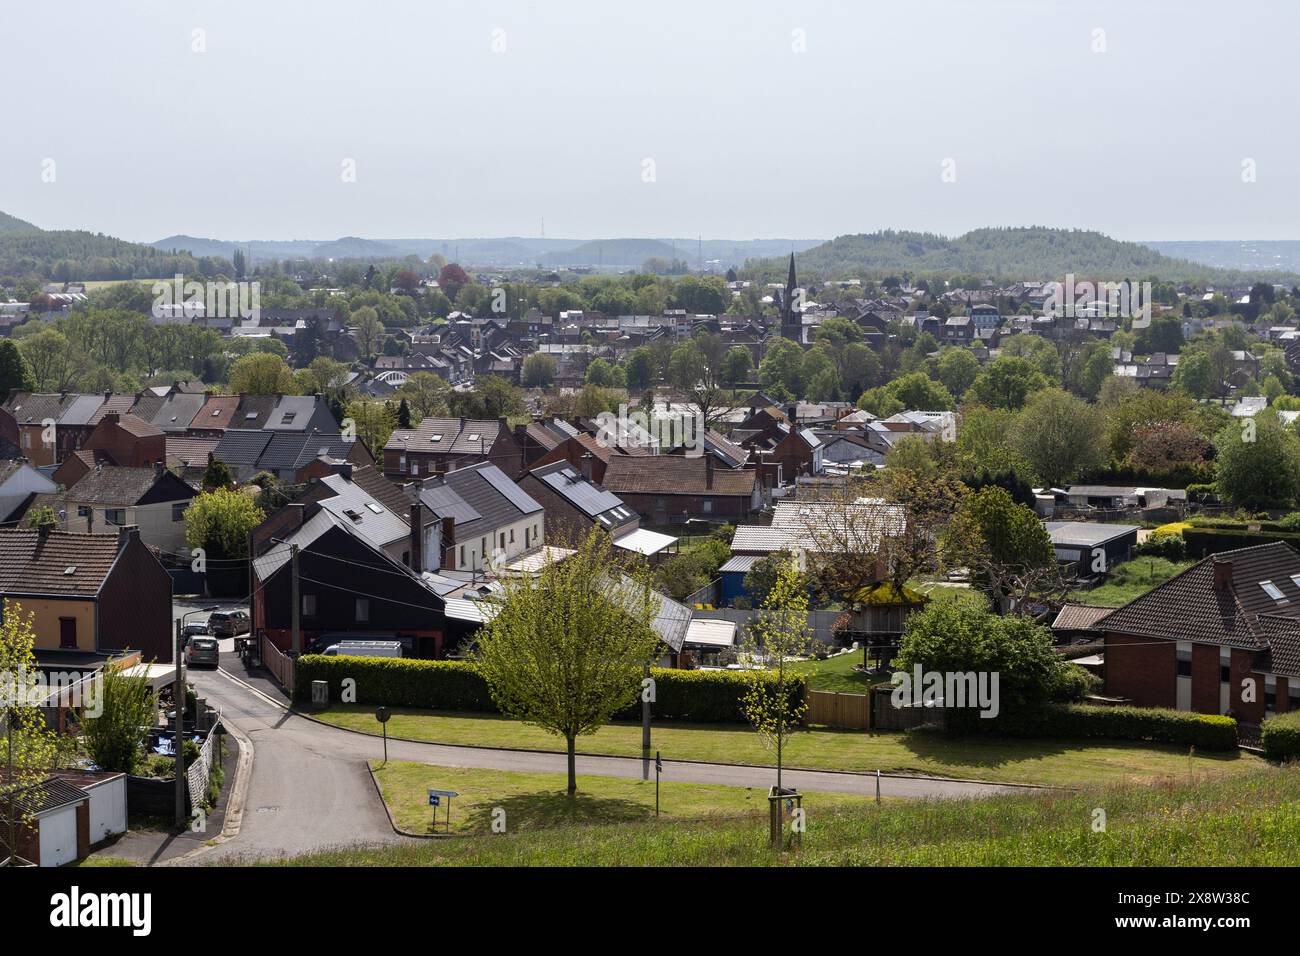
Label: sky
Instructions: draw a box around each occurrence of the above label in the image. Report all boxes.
[3,0,1296,243]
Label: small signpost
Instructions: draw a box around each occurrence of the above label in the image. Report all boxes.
[376,706,390,765]
[428,788,459,833]
[654,750,662,817]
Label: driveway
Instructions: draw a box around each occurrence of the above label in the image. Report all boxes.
[182,655,1022,863]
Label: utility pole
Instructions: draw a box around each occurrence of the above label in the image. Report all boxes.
[290,544,301,655]
[642,661,651,780]
[173,617,185,829]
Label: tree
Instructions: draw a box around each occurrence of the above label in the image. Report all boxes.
[1215,417,1300,511]
[351,306,384,360]
[759,337,806,396]
[623,347,655,391]
[202,454,234,489]
[720,346,754,387]
[0,600,62,866]
[449,375,524,420]
[17,328,75,391]
[345,399,398,455]
[437,263,470,300]
[968,356,1051,410]
[935,347,980,399]
[668,334,737,428]
[79,661,155,774]
[585,357,618,388]
[472,532,661,795]
[227,352,294,394]
[0,339,33,398]
[397,397,412,429]
[1010,388,1107,486]
[895,599,1090,727]
[184,488,265,561]
[739,555,812,798]
[521,352,557,388]
[398,371,451,420]
[945,487,1057,614]
[1171,350,1214,399]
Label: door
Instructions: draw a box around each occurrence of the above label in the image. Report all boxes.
[39,808,78,867]
[59,618,77,649]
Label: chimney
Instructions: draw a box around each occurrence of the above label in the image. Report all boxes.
[37,519,53,542]
[117,525,139,552]
[579,452,594,482]
[704,453,714,490]
[286,502,306,531]
[409,502,423,573]
[1213,558,1233,590]
[104,411,120,425]
[154,460,165,479]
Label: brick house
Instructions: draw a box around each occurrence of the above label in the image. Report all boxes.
[601,455,759,525]
[1097,542,1300,725]
[384,417,522,480]
[51,412,166,487]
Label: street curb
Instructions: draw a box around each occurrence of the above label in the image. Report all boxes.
[160,719,255,867]
[366,764,453,840]
[291,707,1057,791]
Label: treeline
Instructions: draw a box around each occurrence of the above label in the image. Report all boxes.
[0,229,234,282]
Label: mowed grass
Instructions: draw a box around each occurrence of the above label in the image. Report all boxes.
[312,705,1261,788]
[789,651,889,693]
[267,766,1300,866]
[371,761,874,835]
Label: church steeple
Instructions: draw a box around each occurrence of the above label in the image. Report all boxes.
[786,252,797,293]
[781,252,801,341]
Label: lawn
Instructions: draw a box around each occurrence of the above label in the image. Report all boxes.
[265,766,1300,867]
[789,651,889,693]
[371,761,873,835]
[311,705,1260,788]
[1070,557,1194,607]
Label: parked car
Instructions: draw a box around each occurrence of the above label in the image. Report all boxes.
[207,610,250,637]
[185,636,220,668]
[181,622,210,648]
[321,640,403,659]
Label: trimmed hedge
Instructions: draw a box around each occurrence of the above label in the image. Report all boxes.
[293,654,805,724]
[1261,710,1300,762]
[965,703,1238,751]
[1182,527,1300,559]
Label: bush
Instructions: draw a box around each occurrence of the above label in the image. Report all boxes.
[1135,530,1187,561]
[293,655,804,724]
[975,703,1237,751]
[1262,710,1300,762]
[1279,512,1300,531]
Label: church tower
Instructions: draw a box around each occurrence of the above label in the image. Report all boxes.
[779,252,802,342]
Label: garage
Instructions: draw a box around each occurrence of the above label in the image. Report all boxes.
[2,778,89,867]
[54,771,127,846]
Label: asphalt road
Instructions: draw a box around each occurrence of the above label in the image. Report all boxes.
[183,659,1023,863]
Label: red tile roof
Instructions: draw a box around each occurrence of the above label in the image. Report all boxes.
[601,455,755,496]
[0,529,122,597]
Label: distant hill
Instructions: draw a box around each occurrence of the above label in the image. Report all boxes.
[752,227,1300,285]
[1142,240,1300,277]
[0,213,220,281]
[0,211,39,236]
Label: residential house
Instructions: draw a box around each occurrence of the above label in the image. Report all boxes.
[601,455,759,524]
[415,461,545,573]
[61,464,199,554]
[0,460,58,524]
[50,412,166,488]
[519,460,640,543]
[384,417,523,480]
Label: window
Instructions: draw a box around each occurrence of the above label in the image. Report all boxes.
[21,432,30,448]
[1291,679,1300,711]
[1266,676,1277,713]
[355,599,370,622]
[399,454,407,473]
[525,527,530,549]
[1176,646,1192,678]
[172,503,187,522]
[105,509,125,526]
[509,528,514,544]
[77,505,90,518]
[59,617,76,649]
[1260,580,1287,602]
[1221,663,1231,684]
[410,462,419,476]
[281,412,296,425]
[302,594,316,616]
[702,499,713,514]
[459,545,465,566]
[365,502,383,514]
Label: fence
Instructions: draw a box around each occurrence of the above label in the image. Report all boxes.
[258,632,295,696]
[871,684,947,731]
[185,718,222,817]
[806,690,870,730]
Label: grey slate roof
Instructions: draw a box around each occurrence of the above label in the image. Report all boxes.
[417,462,540,540]
[151,393,207,431]
[212,429,274,467]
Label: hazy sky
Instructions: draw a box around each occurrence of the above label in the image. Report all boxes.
[5,0,1296,243]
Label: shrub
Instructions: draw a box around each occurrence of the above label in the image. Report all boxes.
[1135,530,1187,561]
[1280,512,1300,531]
[1262,710,1300,762]
[293,655,804,724]
[976,703,1237,751]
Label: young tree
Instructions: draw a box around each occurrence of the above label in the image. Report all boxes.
[740,555,812,795]
[227,352,295,394]
[521,352,557,388]
[1010,388,1107,486]
[397,371,451,420]
[472,532,661,795]
[79,661,155,774]
[0,600,62,866]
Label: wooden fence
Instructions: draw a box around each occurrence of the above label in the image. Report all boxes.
[258,632,295,696]
[806,690,870,730]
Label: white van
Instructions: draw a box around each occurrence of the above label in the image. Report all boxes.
[321,640,404,659]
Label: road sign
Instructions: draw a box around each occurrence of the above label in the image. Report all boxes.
[429,794,440,807]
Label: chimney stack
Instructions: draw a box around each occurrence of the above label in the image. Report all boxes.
[409,502,423,573]
[441,515,457,568]
[704,453,714,490]
[1213,558,1233,590]
[579,452,594,482]
[286,502,306,530]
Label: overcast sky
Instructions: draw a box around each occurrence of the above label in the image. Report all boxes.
[4,0,1295,243]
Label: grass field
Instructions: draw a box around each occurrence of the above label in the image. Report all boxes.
[788,651,888,692]
[312,705,1259,788]
[1069,557,1194,607]
[266,766,1300,866]
[371,761,875,835]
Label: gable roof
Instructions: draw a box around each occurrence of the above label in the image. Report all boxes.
[528,460,635,530]
[0,528,124,597]
[1096,541,1300,649]
[601,455,756,497]
[3,393,77,425]
[65,466,196,506]
[151,393,207,432]
[417,461,541,539]
[386,417,506,455]
[316,472,411,549]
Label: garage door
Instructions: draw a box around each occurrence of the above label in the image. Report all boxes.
[39,808,78,867]
[87,780,127,844]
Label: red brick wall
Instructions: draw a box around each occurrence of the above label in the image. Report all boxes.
[1190,643,1221,714]
[1103,632,1176,708]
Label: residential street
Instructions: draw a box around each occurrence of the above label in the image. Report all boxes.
[178,650,1022,864]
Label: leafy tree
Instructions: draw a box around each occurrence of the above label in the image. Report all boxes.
[16,327,75,391]
[351,306,384,360]
[946,487,1057,614]
[1010,388,1107,486]
[759,337,806,397]
[438,263,470,300]
[1215,417,1300,511]
[228,352,295,394]
[999,334,1061,381]
[585,357,618,388]
[202,454,235,489]
[521,352,557,388]
[720,346,754,387]
[79,661,155,774]
[0,339,33,398]
[346,399,398,454]
[472,532,661,795]
[184,488,265,561]
[397,371,451,420]
[623,347,655,391]
[967,356,1051,410]
[740,556,812,798]
[449,375,525,420]
[397,397,412,429]
[935,347,980,399]
[1171,350,1214,399]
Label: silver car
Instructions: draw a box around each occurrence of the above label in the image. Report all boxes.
[185,636,220,668]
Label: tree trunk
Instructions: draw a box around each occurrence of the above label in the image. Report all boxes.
[566,734,577,795]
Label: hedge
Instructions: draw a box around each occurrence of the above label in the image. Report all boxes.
[1182,527,1300,559]
[293,655,805,724]
[1261,710,1300,762]
[961,703,1238,751]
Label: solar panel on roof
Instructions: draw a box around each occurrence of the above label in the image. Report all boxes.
[540,470,623,518]
[419,484,481,523]
[478,466,542,515]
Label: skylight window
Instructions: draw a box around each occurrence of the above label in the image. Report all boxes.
[245,412,257,420]
[429,435,442,442]
[1261,580,1286,602]
[1290,575,1300,591]
[467,434,481,442]
[365,502,383,514]
[64,566,76,575]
